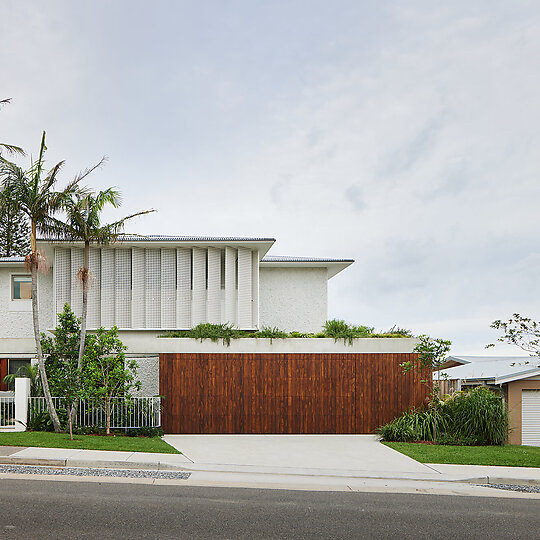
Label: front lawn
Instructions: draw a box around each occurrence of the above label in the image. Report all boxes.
[384,442,540,468]
[0,432,180,454]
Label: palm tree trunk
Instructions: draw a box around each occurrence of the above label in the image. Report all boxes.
[30,221,61,432]
[77,241,90,370]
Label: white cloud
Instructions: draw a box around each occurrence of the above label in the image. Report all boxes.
[1,1,540,354]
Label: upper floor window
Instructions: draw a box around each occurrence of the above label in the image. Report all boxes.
[12,275,32,300]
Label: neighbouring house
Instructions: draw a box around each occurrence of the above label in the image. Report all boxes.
[0,235,427,433]
[441,356,540,446]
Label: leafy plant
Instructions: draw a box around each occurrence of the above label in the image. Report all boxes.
[401,335,452,442]
[487,313,540,367]
[2,363,42,396]
[378,387,508,446]
[252,326,288,342]
[83,327,140,434]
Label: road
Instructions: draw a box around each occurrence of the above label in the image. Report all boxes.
[0,479,538,539]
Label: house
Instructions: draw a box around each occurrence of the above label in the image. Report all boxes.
[441,356,540,446]
[1,235,426,433]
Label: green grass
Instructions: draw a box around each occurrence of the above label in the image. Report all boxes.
[0,431,180,454]
[384,442,540,468]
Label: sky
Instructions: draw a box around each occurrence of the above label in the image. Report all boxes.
[1,1,539,355]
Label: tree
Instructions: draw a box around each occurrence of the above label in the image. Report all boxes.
[49,188,154,370]
[487,314,540,366]
[0,98,24,157]
[0,191,30,257]
[41,304,86,439]
[83,327,140,435]
[400,335,452,442]
[0,131,93,431]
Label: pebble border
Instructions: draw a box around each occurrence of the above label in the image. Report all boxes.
[480,483,540,494]
[0,464,191,480]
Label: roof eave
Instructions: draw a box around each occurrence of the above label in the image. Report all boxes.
[260,259,354,278]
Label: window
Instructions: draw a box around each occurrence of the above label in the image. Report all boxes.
[12,275,32,300]
[8,359,31,376]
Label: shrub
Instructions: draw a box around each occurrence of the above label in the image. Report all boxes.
[378,387,509,445]
[446,387,508,445]
[27,408,69,432]
[323,319,374,344]
[252,326,288,341]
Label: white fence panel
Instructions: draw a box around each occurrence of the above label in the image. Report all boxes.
[28,397,161,429]
[0,396,15,428]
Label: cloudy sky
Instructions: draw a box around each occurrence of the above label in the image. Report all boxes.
[2,1,539,355]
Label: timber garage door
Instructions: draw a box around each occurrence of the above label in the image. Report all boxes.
[522,390,540,446]
[160,353,428,434]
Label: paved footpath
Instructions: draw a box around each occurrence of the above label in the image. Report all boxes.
[0,437,539,497]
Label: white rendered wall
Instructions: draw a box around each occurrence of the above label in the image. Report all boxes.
[0,267,54,339]
[258,267,328,333]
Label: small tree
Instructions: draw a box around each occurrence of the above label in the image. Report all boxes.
[487,314,540,367]
[52,352,85,440]
[0,192,30,257]
[41,304,83,438]
[41,304,81,394]
[83,327,140,434]
[400,335,452,442]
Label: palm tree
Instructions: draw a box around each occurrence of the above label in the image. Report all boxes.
[2,363,42,397]
[50,189,154,369]
[0,99,24,157]
[0,131,95,431]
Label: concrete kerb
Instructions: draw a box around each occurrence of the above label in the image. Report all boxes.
[0,453,538,487]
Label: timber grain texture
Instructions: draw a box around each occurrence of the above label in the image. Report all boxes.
[0,359,7,391]
[159,353,428,434]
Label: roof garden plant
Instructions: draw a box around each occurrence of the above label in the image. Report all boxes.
[160,319,414,344]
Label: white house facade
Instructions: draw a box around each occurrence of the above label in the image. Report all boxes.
[0,235,354,394]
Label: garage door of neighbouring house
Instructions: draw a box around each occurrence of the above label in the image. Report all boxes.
[159,353,429,434]
[522,390,540,446]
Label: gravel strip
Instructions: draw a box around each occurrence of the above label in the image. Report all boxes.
[0,464,191,480]
[480,483,540,493]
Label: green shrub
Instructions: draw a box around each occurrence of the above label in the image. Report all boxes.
[378,387,508,446]
[323,319,374,344]
[27,408,69,432]
[252,326,288,341]
[446,387,508,445]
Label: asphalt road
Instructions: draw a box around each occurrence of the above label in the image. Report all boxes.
[0,479,538,539]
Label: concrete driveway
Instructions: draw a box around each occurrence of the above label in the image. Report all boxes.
[162,435,436,476]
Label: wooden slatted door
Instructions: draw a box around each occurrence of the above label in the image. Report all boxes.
[0,359,8,391]
[160,353,429,434]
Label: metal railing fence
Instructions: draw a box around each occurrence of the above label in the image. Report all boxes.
[28,396,161,429]
[0,396,15,427]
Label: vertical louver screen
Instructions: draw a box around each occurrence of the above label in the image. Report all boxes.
[145,249,161,328]
[115,248,131,328]
[131,247,145,328]
[160,248,176,328]
[70,248,84,317]
[176,248,191,328]
[225,246,237,326]
[54,244,258,329]
[207,247,221,324]
[87,248,101,328]
[100,249,115,327]
[191,247,206,326]
[54,248,71,323]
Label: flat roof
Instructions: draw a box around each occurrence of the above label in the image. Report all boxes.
[260,255,354,278]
